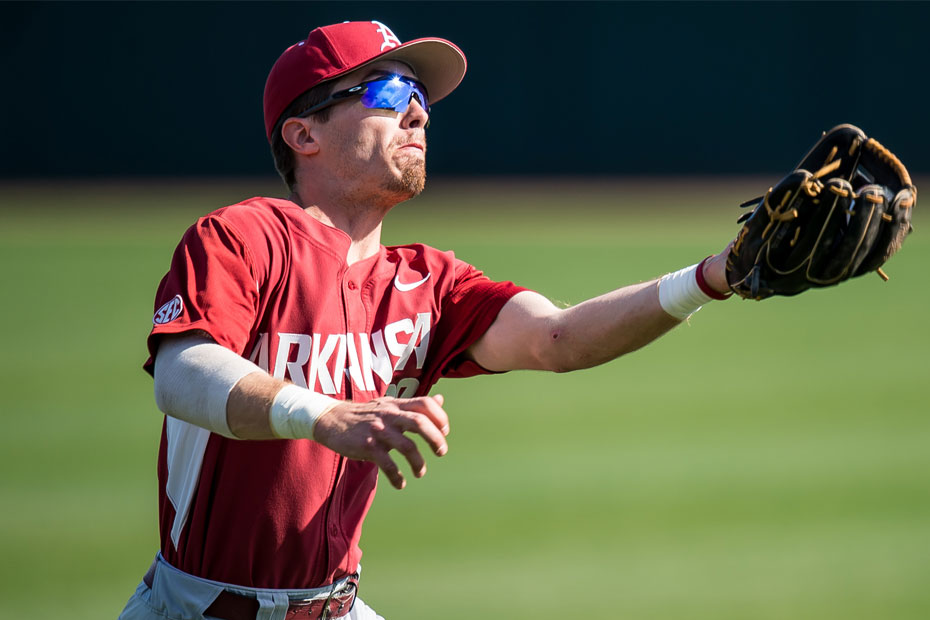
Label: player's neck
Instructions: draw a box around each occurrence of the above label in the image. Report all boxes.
[289,191,386,265]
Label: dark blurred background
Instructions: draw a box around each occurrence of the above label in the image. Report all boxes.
[2,0,927,179]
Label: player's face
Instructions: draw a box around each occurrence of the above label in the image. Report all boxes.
[315,61,429,205]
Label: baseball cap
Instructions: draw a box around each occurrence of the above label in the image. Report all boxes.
[263,20,467,141]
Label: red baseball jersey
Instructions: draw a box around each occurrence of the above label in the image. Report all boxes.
[144,197,525,589]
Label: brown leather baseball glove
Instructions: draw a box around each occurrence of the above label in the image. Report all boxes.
[727,124,916,299]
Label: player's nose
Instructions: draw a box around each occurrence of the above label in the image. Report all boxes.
[400,97,429,130]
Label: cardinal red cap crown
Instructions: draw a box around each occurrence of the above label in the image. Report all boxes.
[263,20,467,141]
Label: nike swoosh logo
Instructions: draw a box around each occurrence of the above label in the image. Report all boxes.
[394,272,431,292]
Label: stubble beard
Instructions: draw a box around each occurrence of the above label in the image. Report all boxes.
[386,155,426,199]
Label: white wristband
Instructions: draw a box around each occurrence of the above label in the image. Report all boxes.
[269,384,340,439]
[657,263,714,320]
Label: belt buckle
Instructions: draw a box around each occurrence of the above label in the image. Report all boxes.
[321,575,358,620]
[287,576,358,620]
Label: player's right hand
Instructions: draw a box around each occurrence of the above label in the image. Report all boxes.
[312,394,450,489]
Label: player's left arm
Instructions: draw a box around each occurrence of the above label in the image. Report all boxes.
[466,248,731,372]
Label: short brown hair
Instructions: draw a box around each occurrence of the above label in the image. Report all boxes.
[270,80,336,192]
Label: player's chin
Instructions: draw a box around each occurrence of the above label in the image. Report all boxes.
[392,161,426,198]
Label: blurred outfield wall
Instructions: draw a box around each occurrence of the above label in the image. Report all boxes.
[2,1,928,180]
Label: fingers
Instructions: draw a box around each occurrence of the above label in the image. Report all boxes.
[368,446,408,490]
[318,394,451,490]
[389,414,446,468]
[398,394,450,437]
[378,395,450,487]
[372,422,427,476]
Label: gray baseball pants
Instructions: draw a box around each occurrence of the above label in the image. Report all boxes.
[118,553,384,620]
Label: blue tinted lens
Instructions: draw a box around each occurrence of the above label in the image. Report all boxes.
[359,77,429,114]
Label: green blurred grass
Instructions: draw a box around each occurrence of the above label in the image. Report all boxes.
[1,178,928,619]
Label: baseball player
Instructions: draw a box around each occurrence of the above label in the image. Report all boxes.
[119,20,733,620]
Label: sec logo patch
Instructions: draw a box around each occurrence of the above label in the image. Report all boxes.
[154,295,184,325]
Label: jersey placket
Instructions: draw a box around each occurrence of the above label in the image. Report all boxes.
[323,263,372,579]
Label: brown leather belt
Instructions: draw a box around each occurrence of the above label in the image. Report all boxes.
[142,563,358,620]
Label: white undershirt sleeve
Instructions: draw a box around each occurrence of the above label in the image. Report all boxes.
[153,334,265,438]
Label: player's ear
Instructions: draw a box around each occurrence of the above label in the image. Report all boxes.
[281,117,320,156]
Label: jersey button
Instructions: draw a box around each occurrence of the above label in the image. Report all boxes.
[347,281,357,290]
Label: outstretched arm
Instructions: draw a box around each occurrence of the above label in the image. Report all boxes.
[466,248,731,373]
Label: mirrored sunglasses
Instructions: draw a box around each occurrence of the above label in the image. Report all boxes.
[299,75,430,118]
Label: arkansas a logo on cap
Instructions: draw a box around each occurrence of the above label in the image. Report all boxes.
[153,295,184,325]
[372,20,401,51]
